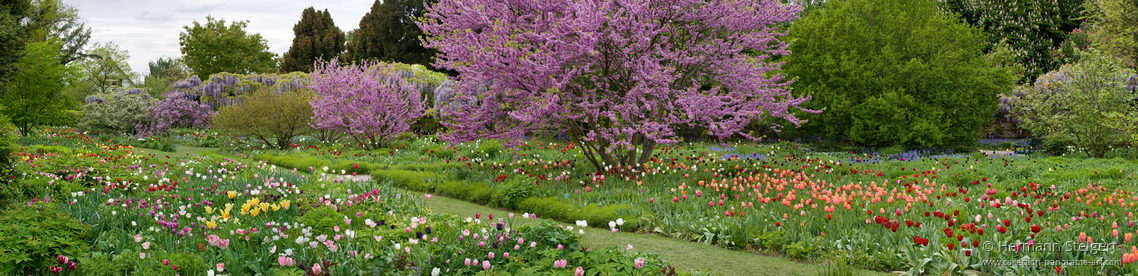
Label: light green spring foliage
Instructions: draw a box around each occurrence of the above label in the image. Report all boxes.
[65,42,136,101]
[1009,49,1138,158]
[77,88,156,135]
[179,16,277,81]
[784,0,1017,149]
[1083,0,1138,68]
[2,40,76,134]
[210,87,315,150]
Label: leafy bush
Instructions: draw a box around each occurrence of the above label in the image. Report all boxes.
[211,87,315,150]
[78,88,157,135]
[0,203,91,274]
[1043,139,1071,156]
[785,0,1017,148]
[0,115,16,186]
[491,178,533,209]
[1005,49,1138,158]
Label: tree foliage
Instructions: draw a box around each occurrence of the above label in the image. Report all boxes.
[939,0,1085,82]
[1006,49,1138,158]
[23,0,90,65]
[348,0,436,67]
[421,0,810,172]
[65,42,136,101]
[180,16,277,81]
[211,87,314,150]
[280,7,345,73]
[1,40,74,135]
[785,0,1017,148]
[309,59,425,149]
[0,0,30,99]
[1082,0,1138,68]
[140,56,191,97]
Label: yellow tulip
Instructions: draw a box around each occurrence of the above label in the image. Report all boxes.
[205,206,214,214]
[241,203,251,215]
[225,203,234,212]
[251,207,261,217]
[280,200,291,210]
[259,202,270,212]
[271,204,280,211]
[206,220,217,229]
[227,191,237,199]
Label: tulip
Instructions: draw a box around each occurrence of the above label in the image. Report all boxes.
[483,260,491,270]
[635,257,645,269]
[576,267,585,276]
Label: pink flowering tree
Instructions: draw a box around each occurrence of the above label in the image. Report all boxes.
[309,59,426,149]
[419,0,814,172]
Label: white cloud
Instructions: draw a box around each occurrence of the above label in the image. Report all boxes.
[66,0,375,76]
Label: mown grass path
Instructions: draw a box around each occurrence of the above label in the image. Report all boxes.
[156,145,891,276]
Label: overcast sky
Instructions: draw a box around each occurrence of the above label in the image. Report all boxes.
[66,0,377,76]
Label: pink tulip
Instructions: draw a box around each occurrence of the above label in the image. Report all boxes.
[635,257,645,269]
[575,267,585,276]
[218,239,230,249]
[312,263,322,274]
[482,260,491,270]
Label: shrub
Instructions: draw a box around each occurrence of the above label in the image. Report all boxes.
[1043,139,1071,156]
[78,88,158,135]
[0,115,16,186]
[0,203,91,274]
[785,0,1017,148]
[137,95,212,136]
[491,178,533,209]
[1005,49,1138,158]
[211,87,315,150]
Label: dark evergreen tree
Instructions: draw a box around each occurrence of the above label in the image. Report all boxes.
[280,7,345,73]
[0,0,30,99]
[348,0,436,68]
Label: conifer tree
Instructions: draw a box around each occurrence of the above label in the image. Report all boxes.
[280,7,345,73]
[347,0,435,67]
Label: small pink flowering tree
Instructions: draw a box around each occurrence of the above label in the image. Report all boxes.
[420,0,814,172]
[309,59,426,149]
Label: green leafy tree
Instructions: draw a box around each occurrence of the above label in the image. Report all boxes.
[23,0,90,65]
[1,40,74,135]
[939,0,1085,82]
[347,0,436,67]
[1008,49,1137,158]
[180,16,277,80]
[785,0,1017,148]
[1082,0,1138,68]
[65,41,136,101]
[280,7,345,73]
[211,87,314,150]
[140,56,190,97]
